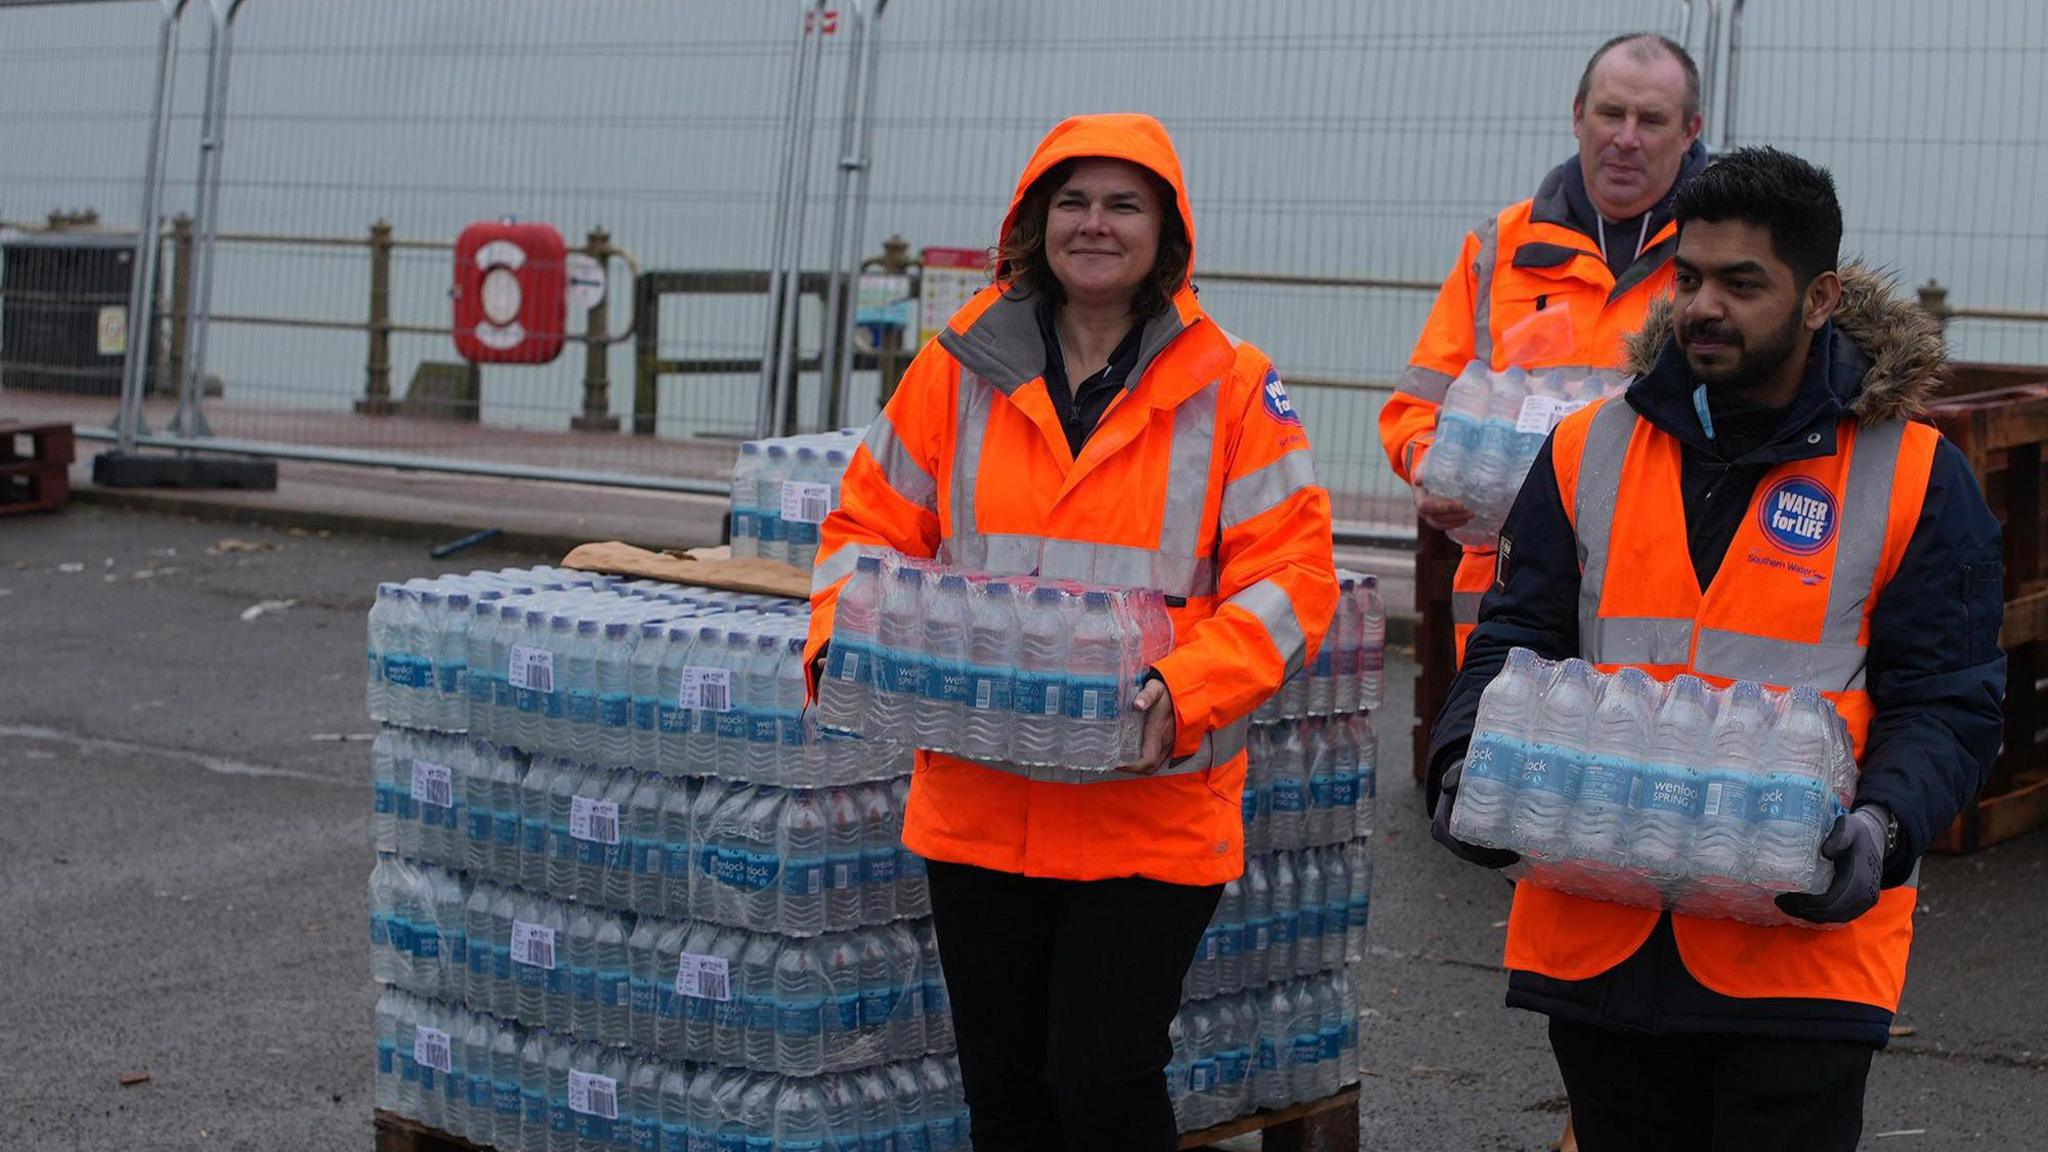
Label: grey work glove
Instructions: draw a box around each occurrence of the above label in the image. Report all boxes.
[1775,805,1890,925]
[1430,760,1521,870]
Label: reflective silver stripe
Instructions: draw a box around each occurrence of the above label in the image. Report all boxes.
[946,368,998,550]
[1691,420,1908,693]
[1220,449,1317,531]
[1451,590,1484,626]
[946,533,1216,600]
[1692,629,1870,689]
[811,543,862,594]
[1470,215,1501,366]
[1585,616,1696,666]
[1572,400,1638,659]
[1397,365,1453,402]
[944,378,1220,600]
[1158,383,1219,563]
[862,411,938,512]
[1820,420,1906,653]
[964,716,1249,784]
[1229,578,1310,679]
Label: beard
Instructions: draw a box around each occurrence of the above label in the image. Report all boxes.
[1679,305,1803,393]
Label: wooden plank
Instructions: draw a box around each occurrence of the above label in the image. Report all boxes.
[1412,524,1458,783]
[373,1111,485,1152]
[2005,590,2048,651]
[1178,1085,1359,1150]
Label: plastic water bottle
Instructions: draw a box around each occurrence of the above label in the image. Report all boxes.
[745,633,786,780]
[1297,847,1326,977]
[626,771,666,914]
[780,788,828,936]
[629,621,667,772]
[1572,666,1655,867]
[1320,846,1349,971]
[872,567,927,735]
[755,444,790,565]
[1009,586,1072,764]
[1064,590,1127,768]
[709,629,754,779]
[773,940,828,1074]
[1359,576,1386,709]
[1332,577,1364,716]
[1514,658,1595,856]
[660,778,696,920]
[371,730,400,854]
[1460,367,1529,541]
[822,555,884,732]
[916,574,974,750]
[1268,725,1309,851]
[657,1064,691,1152]
[1213,877,1245,995]
[595,912,631,1045]
[959,580,1019,762]
[655,624,699,777]
[1303,721,1338,846]
[597,620,635,767]
[1632,675,1714,879]
[368,583,399,721]
[1457,648,1542,846]
[1420,360,1489,503]
[1242,854,1273,990]
[730,442,765,559]
[1697,680,1768,882]
[1752,687,1837,891]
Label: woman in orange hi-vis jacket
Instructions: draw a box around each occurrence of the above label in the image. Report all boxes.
[803,114,1337,1152]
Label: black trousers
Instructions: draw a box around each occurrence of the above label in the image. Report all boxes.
[1549,1018,1876,1152]
[925,859,1223,1152]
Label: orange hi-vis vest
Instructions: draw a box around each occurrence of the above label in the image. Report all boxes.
[1513,396,1940,1010]
[805,114,1338,887]
[1381,194,1681,661]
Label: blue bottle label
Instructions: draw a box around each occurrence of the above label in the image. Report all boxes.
[862,850,898,887]
[1308,776,1338,810]
[777,1000,824,1038]
[1702,772,1754,822]
[1271,910,1298,946]
[1292,1033,1322,1066]
[829,993,861,1034]
[439,663,464,694]
[1064,676,1120,721]
[568,691,599,726]
[468,809,494,843]
[1257,1037,1277,1070]
[1300,906,1324,940]
[859,985,899,1027]
[495,1082,522,1118]
[1753,775,1826,830]
[1516,747,1579,798]
[1577,757,1635,807]
[1218,1047,1250,1086]
[1271,779,1307,813]
[469,672,493,704]
[1012,670,1062,717]
[1638,767,1704,817]
[600,694,632,729]
[571,967,597,1004]
[968,669,1013,712]
[373,782,395,816]
[933,664,972,706]
[634,698,659,732]
[783,859,824,896]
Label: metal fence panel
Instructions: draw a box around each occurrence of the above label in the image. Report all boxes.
[1725,0,2048,369]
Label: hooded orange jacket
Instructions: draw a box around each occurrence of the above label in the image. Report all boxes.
[804,114,1338,886]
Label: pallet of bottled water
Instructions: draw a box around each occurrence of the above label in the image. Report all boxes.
[1450,649,1859,926]
[818,552,1175,769]
[367,567,967,1151]
[370,570,903,787]
[729,428,863,570]
[1252,572,1387,722]
[1172,706,1376,1128]
[1418,361,1630,548]
[376,989,967,1152]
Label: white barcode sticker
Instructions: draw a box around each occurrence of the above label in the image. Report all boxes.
[781,481,833,525]
[1515,396,1558,434]
[676,951,731,1001]
[1704,781,1724,818]
[411,760,454,808]
[568,1070,619,1120]
[413,1026,453,1074]
[511,920,556,970]
[678,666,732,713]
[509,645,555,693]
[1043,684,1062,716]
[570,796,621,845]
[975,681,992,710]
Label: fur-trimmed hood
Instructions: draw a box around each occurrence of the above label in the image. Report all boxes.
[1622,261,1947,424]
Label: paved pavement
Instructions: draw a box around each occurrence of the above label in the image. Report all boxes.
[0,505,2040,1150]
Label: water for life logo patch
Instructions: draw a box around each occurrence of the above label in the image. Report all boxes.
[1758,476,1838,556]
[1262,368,1301,425]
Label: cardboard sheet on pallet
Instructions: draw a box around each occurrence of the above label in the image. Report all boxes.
[560,540,810,601]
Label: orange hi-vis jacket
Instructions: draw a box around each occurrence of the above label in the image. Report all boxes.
[805,114,1338,887]
[1381,160,1692,661]
[1519,396,1940,1009]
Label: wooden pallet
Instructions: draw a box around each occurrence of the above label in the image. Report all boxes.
[376,1087,1362,1152]
[0,420,74,515]
[1180,1084,1360,1152]
[374,1111,483,1152]
[1925,375,2048,853]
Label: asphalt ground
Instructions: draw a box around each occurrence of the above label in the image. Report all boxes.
[0,505,2041,1151]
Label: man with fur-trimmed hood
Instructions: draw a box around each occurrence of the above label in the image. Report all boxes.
[1426,148,2005,1150]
